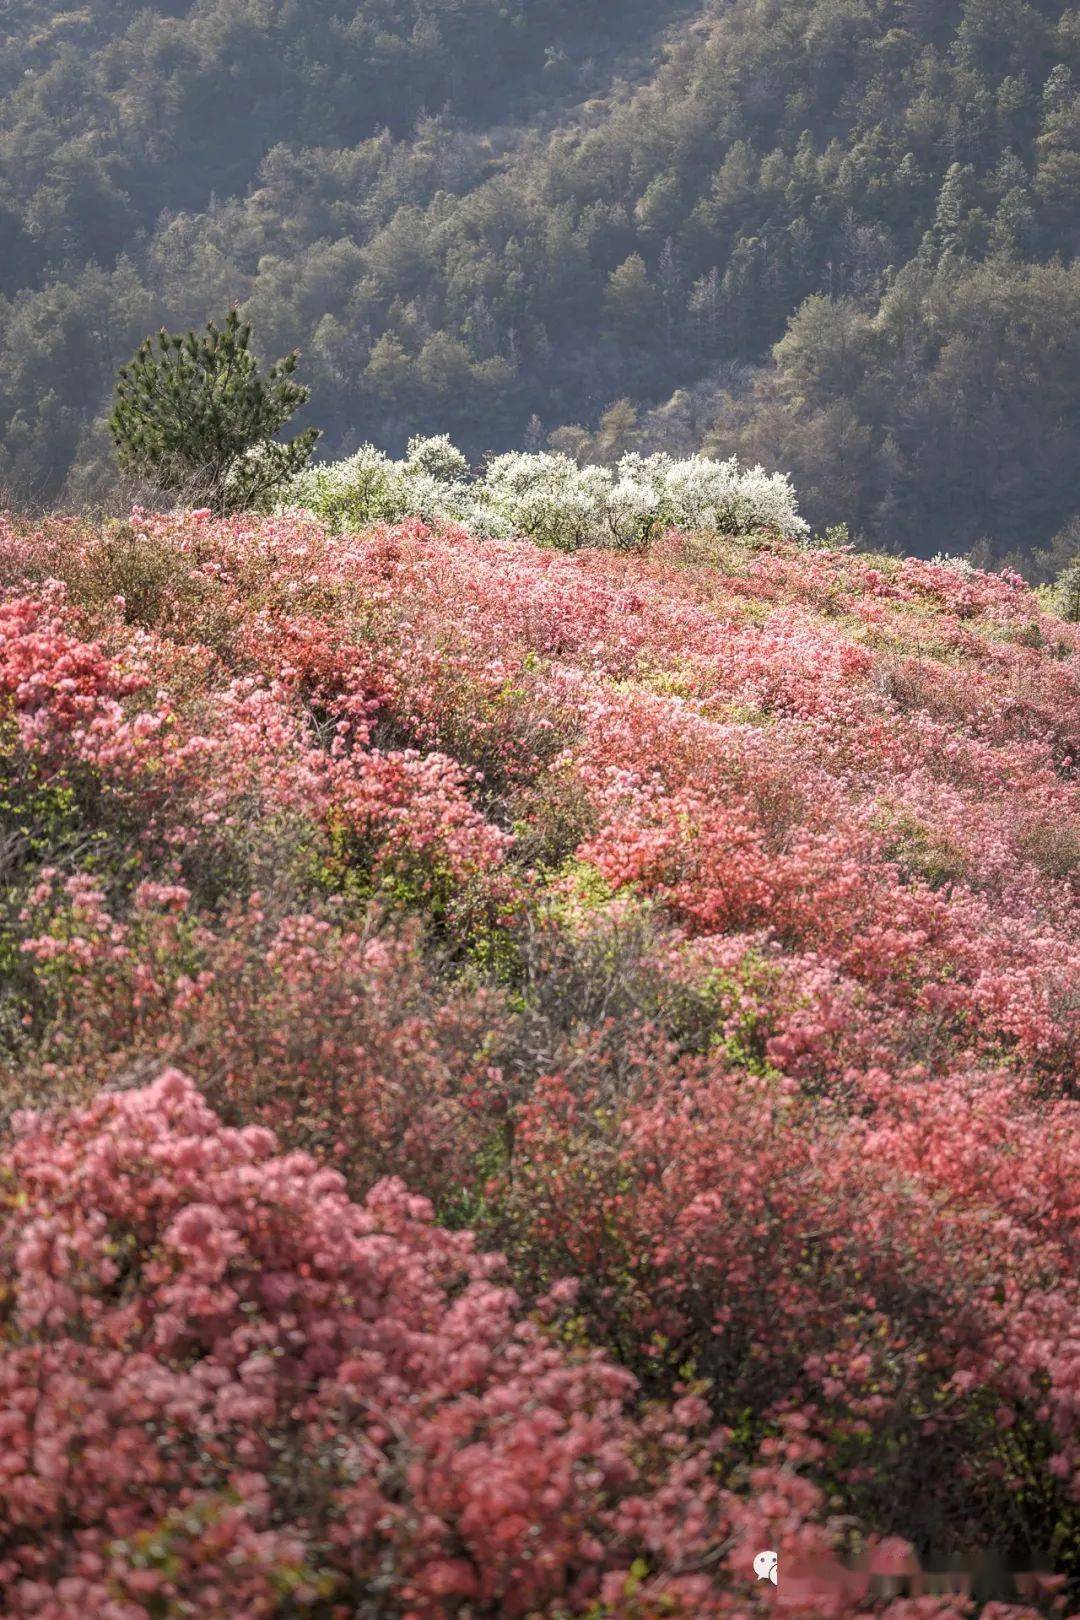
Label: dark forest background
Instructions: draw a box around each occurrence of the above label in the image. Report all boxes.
[2,0,1079,566]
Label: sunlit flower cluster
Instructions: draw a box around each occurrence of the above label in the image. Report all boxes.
[0,1070,740,1620]
[280,435,811,546]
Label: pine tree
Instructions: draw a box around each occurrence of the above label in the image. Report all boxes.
[989,185,1036,259]
[657,237,682,339]
[930,163,972,265]
[604,254,660,338]
[1042,64,1073,117]
[689,267,724,346]
[522,413,545,452]
[109,309,319,513]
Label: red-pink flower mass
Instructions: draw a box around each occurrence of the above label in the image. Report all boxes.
[0,506,1078,1617]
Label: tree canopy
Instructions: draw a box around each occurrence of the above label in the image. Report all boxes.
[1,0,1078,561]
[110,310,319,512]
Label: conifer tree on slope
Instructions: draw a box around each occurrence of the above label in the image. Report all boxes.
[109,309,319,513]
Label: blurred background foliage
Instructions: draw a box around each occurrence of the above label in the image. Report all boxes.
[1,0,1078,565]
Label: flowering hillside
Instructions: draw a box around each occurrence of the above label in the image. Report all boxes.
[1,504,1079,1618]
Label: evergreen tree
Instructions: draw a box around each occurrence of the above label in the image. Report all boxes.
[522,413,545,452]
[931,163,971,264]
[989,185,1036,258]
[109,310,319,513]
[604,254,660,338]
[689,267,724,345]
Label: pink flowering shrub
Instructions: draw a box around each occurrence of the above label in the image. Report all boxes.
[2,1072,1061,1620]
[0,1069,745,1620]
[1,504,1079,1608]
[0,594,145,739]
[496,1058,1080,1556]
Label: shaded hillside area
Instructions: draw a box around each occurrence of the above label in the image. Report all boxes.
[1,0,1079,562]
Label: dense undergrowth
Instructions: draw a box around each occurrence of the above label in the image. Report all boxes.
[1,504,1079,1618]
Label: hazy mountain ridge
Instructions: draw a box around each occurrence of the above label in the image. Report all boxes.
[1,0,1078,564]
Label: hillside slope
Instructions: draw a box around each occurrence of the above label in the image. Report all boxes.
[1,505,1079,1608]
[2,0,1079,561]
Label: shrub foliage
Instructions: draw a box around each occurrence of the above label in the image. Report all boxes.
[0,500,1078,1614]
[283,435,810,546]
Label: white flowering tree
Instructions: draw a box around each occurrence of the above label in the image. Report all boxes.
[279,435,811,547]
[283,435,476,529]
[1055,555,1080,622]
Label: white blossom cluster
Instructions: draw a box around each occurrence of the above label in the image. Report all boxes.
[1054,555,1080,622]
[279,435,811,547]
[929,552,977,573]
[281,435,474,530]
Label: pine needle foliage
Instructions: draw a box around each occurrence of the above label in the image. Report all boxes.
[109,309,319,513]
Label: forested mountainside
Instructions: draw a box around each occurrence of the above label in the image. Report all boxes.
[2,0,1079,564]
